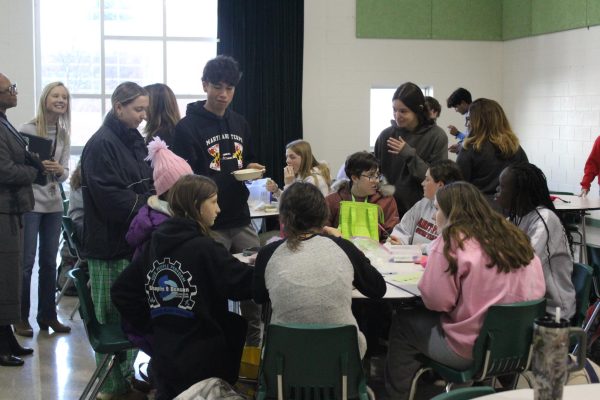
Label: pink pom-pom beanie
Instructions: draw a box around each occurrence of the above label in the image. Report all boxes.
[146,137,193,196]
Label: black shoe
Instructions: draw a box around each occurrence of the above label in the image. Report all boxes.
[0,354,24,367]
[11,345,33,356]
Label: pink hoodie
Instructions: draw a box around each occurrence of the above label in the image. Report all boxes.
[418,236,546,360]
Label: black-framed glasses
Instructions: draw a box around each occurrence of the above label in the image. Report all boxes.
[361,173,382,182]
[0,83,17,95]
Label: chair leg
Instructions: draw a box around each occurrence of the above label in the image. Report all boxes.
[408,367,430,400]
[56,276,74,305]
[79,353,112,400]
[89,354,118,400]
[69,300,80,320]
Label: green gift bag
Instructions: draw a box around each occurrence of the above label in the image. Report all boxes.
[338,196,383,241]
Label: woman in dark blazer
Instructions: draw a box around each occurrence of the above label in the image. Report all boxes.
[0,73,44,367]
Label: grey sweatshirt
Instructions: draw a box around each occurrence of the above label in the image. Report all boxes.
[517,207,576,319]
[391,197,438,254]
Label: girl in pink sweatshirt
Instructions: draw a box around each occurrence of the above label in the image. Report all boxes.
[385,182,546,400]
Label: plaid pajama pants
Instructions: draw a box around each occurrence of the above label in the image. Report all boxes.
[87,258,138,395]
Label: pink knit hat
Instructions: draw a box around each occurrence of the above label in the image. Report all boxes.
[146,137,193,196]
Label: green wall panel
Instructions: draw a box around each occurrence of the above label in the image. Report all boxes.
[531,0,587,35]
[356,0,432,39]
[356,0,600,41]
[432,0,502,40]
[588,0,600,25]
[502,0,532,40]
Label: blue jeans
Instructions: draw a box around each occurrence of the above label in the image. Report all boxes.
[21,211,63,321]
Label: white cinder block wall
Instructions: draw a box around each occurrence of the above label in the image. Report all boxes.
[502,26,600,195]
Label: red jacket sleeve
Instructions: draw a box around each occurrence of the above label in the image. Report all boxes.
[581,136,600,190]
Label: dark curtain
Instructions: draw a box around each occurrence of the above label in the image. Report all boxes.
[218,0,304,186]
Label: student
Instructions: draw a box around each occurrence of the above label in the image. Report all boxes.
[496,162,576,319]
[0,73,42,367]
[456,98,528,207]
[390,159,463,253]
[385,182,545,400]
[143,83,180,147]
[253,182,386,358]
[446,87,472,153]
[126,137,193,261]
[425,96,441,122]
[266,139,331,198]
[172,56,264,346]
[16,82,72,336]
[111,175,254,400]
[67,161,84,243]
[81,81,153,400]
[325,151,399,241]
[580,135,600,196]
[374,82,448,218]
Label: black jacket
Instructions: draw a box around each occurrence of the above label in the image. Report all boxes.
[173,101,257,229]
[81,112,153,260]
[457,140,528,196]
[111,217,254,396]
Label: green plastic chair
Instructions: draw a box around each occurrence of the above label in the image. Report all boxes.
[430,386,495,400]
[69,268,135,400]
[256,323,368,400]
[408,299,546,400]
[56,216,83,306]
[571,262,594,327]
[578,245,600,352]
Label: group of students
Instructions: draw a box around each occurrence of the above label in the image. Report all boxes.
[0,56,584,400]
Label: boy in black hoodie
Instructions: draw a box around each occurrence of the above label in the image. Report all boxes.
[172,55,264,346]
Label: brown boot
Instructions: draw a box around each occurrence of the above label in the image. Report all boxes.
[13,320,33,337]
[37,318,71,333]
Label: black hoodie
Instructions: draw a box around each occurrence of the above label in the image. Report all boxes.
[111,217,254,397]
[173,101,257,230]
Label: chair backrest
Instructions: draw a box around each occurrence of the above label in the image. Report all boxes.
[430,386,495,400]
[586,244,600,298]
[471,298,546,379]
[257,324,367,400]
[572,262,594,326]
[62,215,81,260]
[68,268,100,344]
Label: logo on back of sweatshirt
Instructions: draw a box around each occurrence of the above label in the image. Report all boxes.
[145,258,198,318]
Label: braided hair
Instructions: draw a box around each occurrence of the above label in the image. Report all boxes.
[503,162,574,255]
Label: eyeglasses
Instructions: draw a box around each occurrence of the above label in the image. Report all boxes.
[0,83,17,95]
[361,174,382,182]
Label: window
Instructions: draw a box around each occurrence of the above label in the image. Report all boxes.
[369,86,434,147]
[36,0,218,152]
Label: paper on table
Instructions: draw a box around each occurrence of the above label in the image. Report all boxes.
[389,272,423,284]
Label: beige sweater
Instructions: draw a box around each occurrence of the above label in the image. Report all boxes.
[19,122,70,213]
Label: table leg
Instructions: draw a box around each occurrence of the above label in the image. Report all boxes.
[581,210,588,265]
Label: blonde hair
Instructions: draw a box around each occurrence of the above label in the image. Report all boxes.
[286,140,331,187]
[32,82,71,146]
[464,98,520,157]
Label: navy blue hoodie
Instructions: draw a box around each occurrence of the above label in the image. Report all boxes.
[111,217,254,397]
[173,101,257,230]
